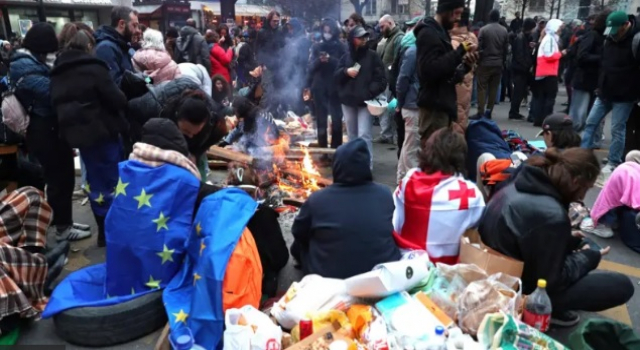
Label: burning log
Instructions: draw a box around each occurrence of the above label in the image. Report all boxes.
[207,146,254,164]
[283,198,305,208]
[289,147,336,156]
[281,167,333,187]
[208,160,229,169]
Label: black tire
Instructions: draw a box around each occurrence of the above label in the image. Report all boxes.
[53,290,167,347]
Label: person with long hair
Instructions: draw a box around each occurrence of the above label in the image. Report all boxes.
[478,147,634,327]
[51,22,128,246]
[393,127,485,264]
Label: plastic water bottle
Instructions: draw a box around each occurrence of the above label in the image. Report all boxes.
[523,279,552,332]
[425,326,446,350]
[170,327,206,350]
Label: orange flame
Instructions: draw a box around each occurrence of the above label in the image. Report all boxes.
[273,144,322,200]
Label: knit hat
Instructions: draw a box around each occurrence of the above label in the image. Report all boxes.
[23,22,58,54]
[437,0,465,14]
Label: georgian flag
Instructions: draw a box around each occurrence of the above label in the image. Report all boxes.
[393,169,486,264]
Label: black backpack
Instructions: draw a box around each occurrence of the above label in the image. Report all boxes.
[175,35,194,64]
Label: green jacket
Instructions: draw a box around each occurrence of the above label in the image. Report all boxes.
[381,26,405,69]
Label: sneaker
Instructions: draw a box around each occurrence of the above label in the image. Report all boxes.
[56,227,92,242]
[373,136,393,144]
[73,222,90,231]
[580,217,614,238]
[595,164,615,188]
[551,311,580,327]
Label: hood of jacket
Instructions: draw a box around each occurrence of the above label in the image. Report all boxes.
[95,26,129,52]
[10,51,50,77]
[513,164,564,205]
[132,49,179,83]
[321,18,341,40]
[400,30,416,48]
[179,25,200,39]
[288,18,305,37]
[332,138,372,185]
[51,49,108,76]
[141,118,189,156]
[414,17,446,43]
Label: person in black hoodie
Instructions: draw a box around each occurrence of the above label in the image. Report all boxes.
[414,0,477,144]
[479,148,633,327]
[291,138,400,279]
[307,19,347,150]
[51,25,128,247]
[569,11,609,132]
[334,26,387,169]
[509,18,536,120]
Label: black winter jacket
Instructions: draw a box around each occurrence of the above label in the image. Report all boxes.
[307,20,347,93]
[478,165,601,295]
[571,30,605,92]
[334,31,387,107]
[50,50,128,148]
[599,16,640,102]
[256,26,285,70]
[415,17,466,121]
[175,26,212,74]
[292,138,400,279]
[510,32,534,74]
[128,78,224,156]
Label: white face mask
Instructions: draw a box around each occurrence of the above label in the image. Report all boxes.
[323,33,333,40]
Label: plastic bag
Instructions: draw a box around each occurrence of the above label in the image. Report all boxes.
[568,318,640,350]
[437,263,488,284]
[271,275,349,329]
[347,305,389,350]
[291,310,353,343]
[457,278,520,336]
[223,305,283,350]
[478,312,568,350]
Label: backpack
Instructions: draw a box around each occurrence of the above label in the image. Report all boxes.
[175,35,194,64]
[222,227,263,312]
[1,74,36,135]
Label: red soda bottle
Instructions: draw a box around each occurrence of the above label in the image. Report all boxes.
[523,279,552,332]
[300,318,314,340]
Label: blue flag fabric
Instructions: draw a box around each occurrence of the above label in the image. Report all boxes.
[163,188,257,350]
[106,160,200,296]
[80,138,124,217]
[42,160,199,318]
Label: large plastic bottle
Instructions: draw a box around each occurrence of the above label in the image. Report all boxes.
[523,279,553,332]
[170,327,206,350]
[425,326,446,350]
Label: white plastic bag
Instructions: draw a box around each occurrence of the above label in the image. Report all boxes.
[223,305,283,350]
[270,275,348,329]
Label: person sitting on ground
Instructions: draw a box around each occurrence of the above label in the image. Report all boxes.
[131,28,181,84]
[0,187,68,333]
[393,127,485,264]
[222,96,279,156]
[478,147,634,327]
[291,138,400,279]
[536,113,581,150]
[581,151,640,247]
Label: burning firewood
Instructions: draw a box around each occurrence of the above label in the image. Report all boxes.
[207,146,254,164]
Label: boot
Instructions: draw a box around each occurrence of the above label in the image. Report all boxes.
[94,214,106,248]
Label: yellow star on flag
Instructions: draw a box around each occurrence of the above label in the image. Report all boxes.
[85,183,91,194]
[195,222,202,236]
[145,275,161,289]
[157,244,175,264]
[173,309,189,324]
[152,212,170,232]
[193,272,202,286]
[134,189,153,209]
[199,241,206,256]
[115,178,129,197]
[95,193,105,205]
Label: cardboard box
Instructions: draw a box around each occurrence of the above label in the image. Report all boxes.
[285,321,349,350]
[459,229,524,278]
[414,292,455,329]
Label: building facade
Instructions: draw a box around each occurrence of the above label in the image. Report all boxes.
[340,0,426,23]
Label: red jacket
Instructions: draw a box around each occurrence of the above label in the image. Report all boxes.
[210,44,233,82]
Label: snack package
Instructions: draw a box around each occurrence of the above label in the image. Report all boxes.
[478,312,568,350]
[223,305,284,350]
[347,305,390,350]
[291,310,353,343]
[271,275,348,330]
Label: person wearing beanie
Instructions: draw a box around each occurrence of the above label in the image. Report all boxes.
[10,22,89,242]
[94,6,139,86]
[509,17,537,120]
[414,0,477,144]
[51,23,129,246]
[476,9,509,119]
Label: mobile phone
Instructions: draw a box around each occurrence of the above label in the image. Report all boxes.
[353,62,361,71]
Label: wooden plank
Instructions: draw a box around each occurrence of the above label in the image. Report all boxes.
[207,146,254,164]
[283,198,305,207]
[208,160,229,169]
[288,147,336,156]
[154,323,170,350]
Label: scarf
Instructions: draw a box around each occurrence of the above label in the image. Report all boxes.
[129,142,201,180]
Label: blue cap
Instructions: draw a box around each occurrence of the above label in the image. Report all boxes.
[435,326,445,336]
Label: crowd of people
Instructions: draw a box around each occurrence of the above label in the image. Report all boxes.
[0,0,637,338]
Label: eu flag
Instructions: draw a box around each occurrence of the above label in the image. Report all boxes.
[163,188,257,350]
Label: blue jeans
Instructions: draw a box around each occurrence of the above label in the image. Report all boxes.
[571,89,604,144]
[580,98,634,166]
[342,104,373,168]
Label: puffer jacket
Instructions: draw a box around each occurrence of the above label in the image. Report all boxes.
[9,50,54,121]
[94,26,133,86]
[128,77,223,156]
[132,49,181,84]
[478,164,601,295]
[50,49,128,148]
[450,27,478,129]
[178,63,212,97]
[175,26,211,74]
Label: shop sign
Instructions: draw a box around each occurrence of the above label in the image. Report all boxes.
[166,5,190,14]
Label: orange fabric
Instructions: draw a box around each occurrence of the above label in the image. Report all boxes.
[222,227,263,312]
[480,159,513,185]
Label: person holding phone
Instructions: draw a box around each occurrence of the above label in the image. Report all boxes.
[334,26,387,169]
